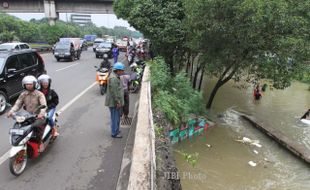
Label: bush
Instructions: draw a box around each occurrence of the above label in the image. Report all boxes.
[150,57,206,127]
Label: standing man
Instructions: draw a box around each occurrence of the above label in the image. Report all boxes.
[112,45,119,64]
[105,62,125,138]
[120,73,131,118]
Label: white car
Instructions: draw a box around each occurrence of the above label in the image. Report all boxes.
[0,42,31,51]
[92,38,105,52]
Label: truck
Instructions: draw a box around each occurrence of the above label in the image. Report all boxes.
[53,38,82,62]
[84,34,97,42]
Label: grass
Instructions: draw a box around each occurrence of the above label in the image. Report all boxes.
[29,43,52,49]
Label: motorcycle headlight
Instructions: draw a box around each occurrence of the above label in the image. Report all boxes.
[15,116,26,123]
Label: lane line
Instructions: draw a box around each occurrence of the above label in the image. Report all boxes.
[0,151,9,166]
[57,82,97,114]
[0,81,97,166]
[56,63,79,72]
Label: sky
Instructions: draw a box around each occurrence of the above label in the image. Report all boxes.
[8,13,136,30]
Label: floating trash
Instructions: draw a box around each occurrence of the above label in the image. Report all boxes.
[248,161,257,167]
[235,137,262,148]
[253,150,259,154]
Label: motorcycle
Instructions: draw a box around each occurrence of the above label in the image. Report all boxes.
[95,66,109,95]
[130,65,144,93]
[7,104,59,176]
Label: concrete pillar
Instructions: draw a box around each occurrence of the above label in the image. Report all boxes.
[44,0,57,26]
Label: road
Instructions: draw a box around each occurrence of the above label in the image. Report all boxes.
[0,50,134,190]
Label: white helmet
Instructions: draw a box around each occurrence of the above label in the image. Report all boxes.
[38,74,51,85]
[130,63,138,68]
[22,75,38,90]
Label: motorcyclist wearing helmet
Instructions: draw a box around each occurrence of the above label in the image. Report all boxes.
[105,62,125,138]
[7,75,47,146]
[129,63,138,81]
[38,74,59,136]
[100,53,111,71]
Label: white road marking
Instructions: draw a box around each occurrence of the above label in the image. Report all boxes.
[56,63,79,72]
[0,151,9,166]
[0,81,97,166]
[57,82,97,114]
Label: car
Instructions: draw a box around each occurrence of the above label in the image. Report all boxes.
[54,40,81,62]
[0,42,31,51]
[93,38,105,52]
[95,42,113,58]
[0,49,46,114]
[116,39,127,52]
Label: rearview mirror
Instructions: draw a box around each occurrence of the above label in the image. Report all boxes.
[7,68,17,74]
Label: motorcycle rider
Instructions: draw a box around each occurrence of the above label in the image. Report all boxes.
[7,75,47,150]
[100,53,111,71]
[38,74,59,136]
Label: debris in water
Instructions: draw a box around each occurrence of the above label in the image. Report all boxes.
[253,150,259,154]
[235,137,262,148]
[251,142,262,148]
[248,161,257,167]
[206,144,212,148]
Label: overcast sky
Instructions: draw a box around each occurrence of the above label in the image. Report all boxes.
[9,13,135,30]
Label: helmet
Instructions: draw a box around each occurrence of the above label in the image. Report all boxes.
[38,74,51,85]
[22,75,38,90]
[103,53,108,59]
[130,63,138,68]
[113,62,125,71]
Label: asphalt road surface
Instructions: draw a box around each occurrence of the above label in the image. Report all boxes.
[0,50,135,190]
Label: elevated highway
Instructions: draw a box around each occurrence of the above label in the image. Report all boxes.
[0,0,114,24]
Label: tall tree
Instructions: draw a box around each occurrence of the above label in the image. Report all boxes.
[184,0,310,108]
[114,0,186,73]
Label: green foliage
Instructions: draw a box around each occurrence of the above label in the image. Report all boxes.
[114,0,186,68]
[184,0,310,88]
[0,13,141,44]
[175,150,199,168]
[154,124,164,138]
[150,57,206,126]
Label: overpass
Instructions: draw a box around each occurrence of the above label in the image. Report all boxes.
[0,0,114,24]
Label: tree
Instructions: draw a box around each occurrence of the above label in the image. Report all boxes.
[184,0,310,108]
[114,0,186,73]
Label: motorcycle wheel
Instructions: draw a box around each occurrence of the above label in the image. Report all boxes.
[130,82,139,93]
[9,149,27,176]
[100,85,106,95]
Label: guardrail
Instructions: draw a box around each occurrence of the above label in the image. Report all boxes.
[127,66,157,190]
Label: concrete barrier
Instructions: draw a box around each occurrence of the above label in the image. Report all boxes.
[127,66,156,190]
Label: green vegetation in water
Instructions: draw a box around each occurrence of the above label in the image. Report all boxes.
[149,57,206,127]
[175,150,199,168]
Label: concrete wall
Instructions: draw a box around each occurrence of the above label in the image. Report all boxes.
[127,66,156,190]
[0,0,114,14]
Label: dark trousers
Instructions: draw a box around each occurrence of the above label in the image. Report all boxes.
[123,91,129,117]
[32,118,46,142]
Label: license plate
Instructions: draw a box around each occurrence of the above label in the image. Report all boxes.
[59,55,65,57]
[10,129,24,135]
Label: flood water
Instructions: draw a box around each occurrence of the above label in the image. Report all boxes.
[174,79,310,190]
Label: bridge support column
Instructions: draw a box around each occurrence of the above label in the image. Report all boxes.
[44,0,57,26]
